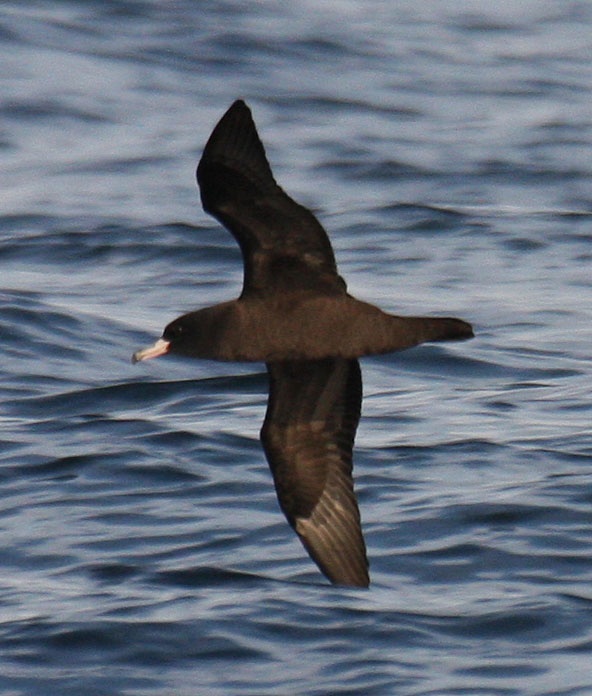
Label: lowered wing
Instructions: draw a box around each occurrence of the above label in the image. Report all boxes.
[261,358,369,587]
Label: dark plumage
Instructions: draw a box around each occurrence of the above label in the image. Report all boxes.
[133,100,473,587]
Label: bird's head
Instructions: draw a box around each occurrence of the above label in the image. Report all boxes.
[132,316,191,363]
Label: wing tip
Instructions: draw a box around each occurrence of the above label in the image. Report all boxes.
[204,98,254,146]
[229,98,249,112]
[196,98,271,193]
[220,99,251,125]
[296,515,370,588]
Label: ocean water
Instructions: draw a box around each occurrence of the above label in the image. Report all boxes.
[1,1,592,694]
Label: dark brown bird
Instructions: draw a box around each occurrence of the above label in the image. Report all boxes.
[133,100,473,587]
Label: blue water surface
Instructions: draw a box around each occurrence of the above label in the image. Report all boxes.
[1,2,592,695]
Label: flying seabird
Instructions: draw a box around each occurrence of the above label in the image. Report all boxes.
[133,100,473,587]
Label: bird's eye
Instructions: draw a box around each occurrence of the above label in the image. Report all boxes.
[164,323,184,340]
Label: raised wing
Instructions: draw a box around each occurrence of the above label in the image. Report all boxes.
[196,100,345,297]
[261,359,369,587]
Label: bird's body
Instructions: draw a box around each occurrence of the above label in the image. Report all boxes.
[134,100,473,587]
[159,294,471,363]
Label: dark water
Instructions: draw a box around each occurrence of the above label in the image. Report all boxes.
[2,2,592,694]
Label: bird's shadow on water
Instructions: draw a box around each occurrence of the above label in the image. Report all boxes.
[144,563,378,602]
